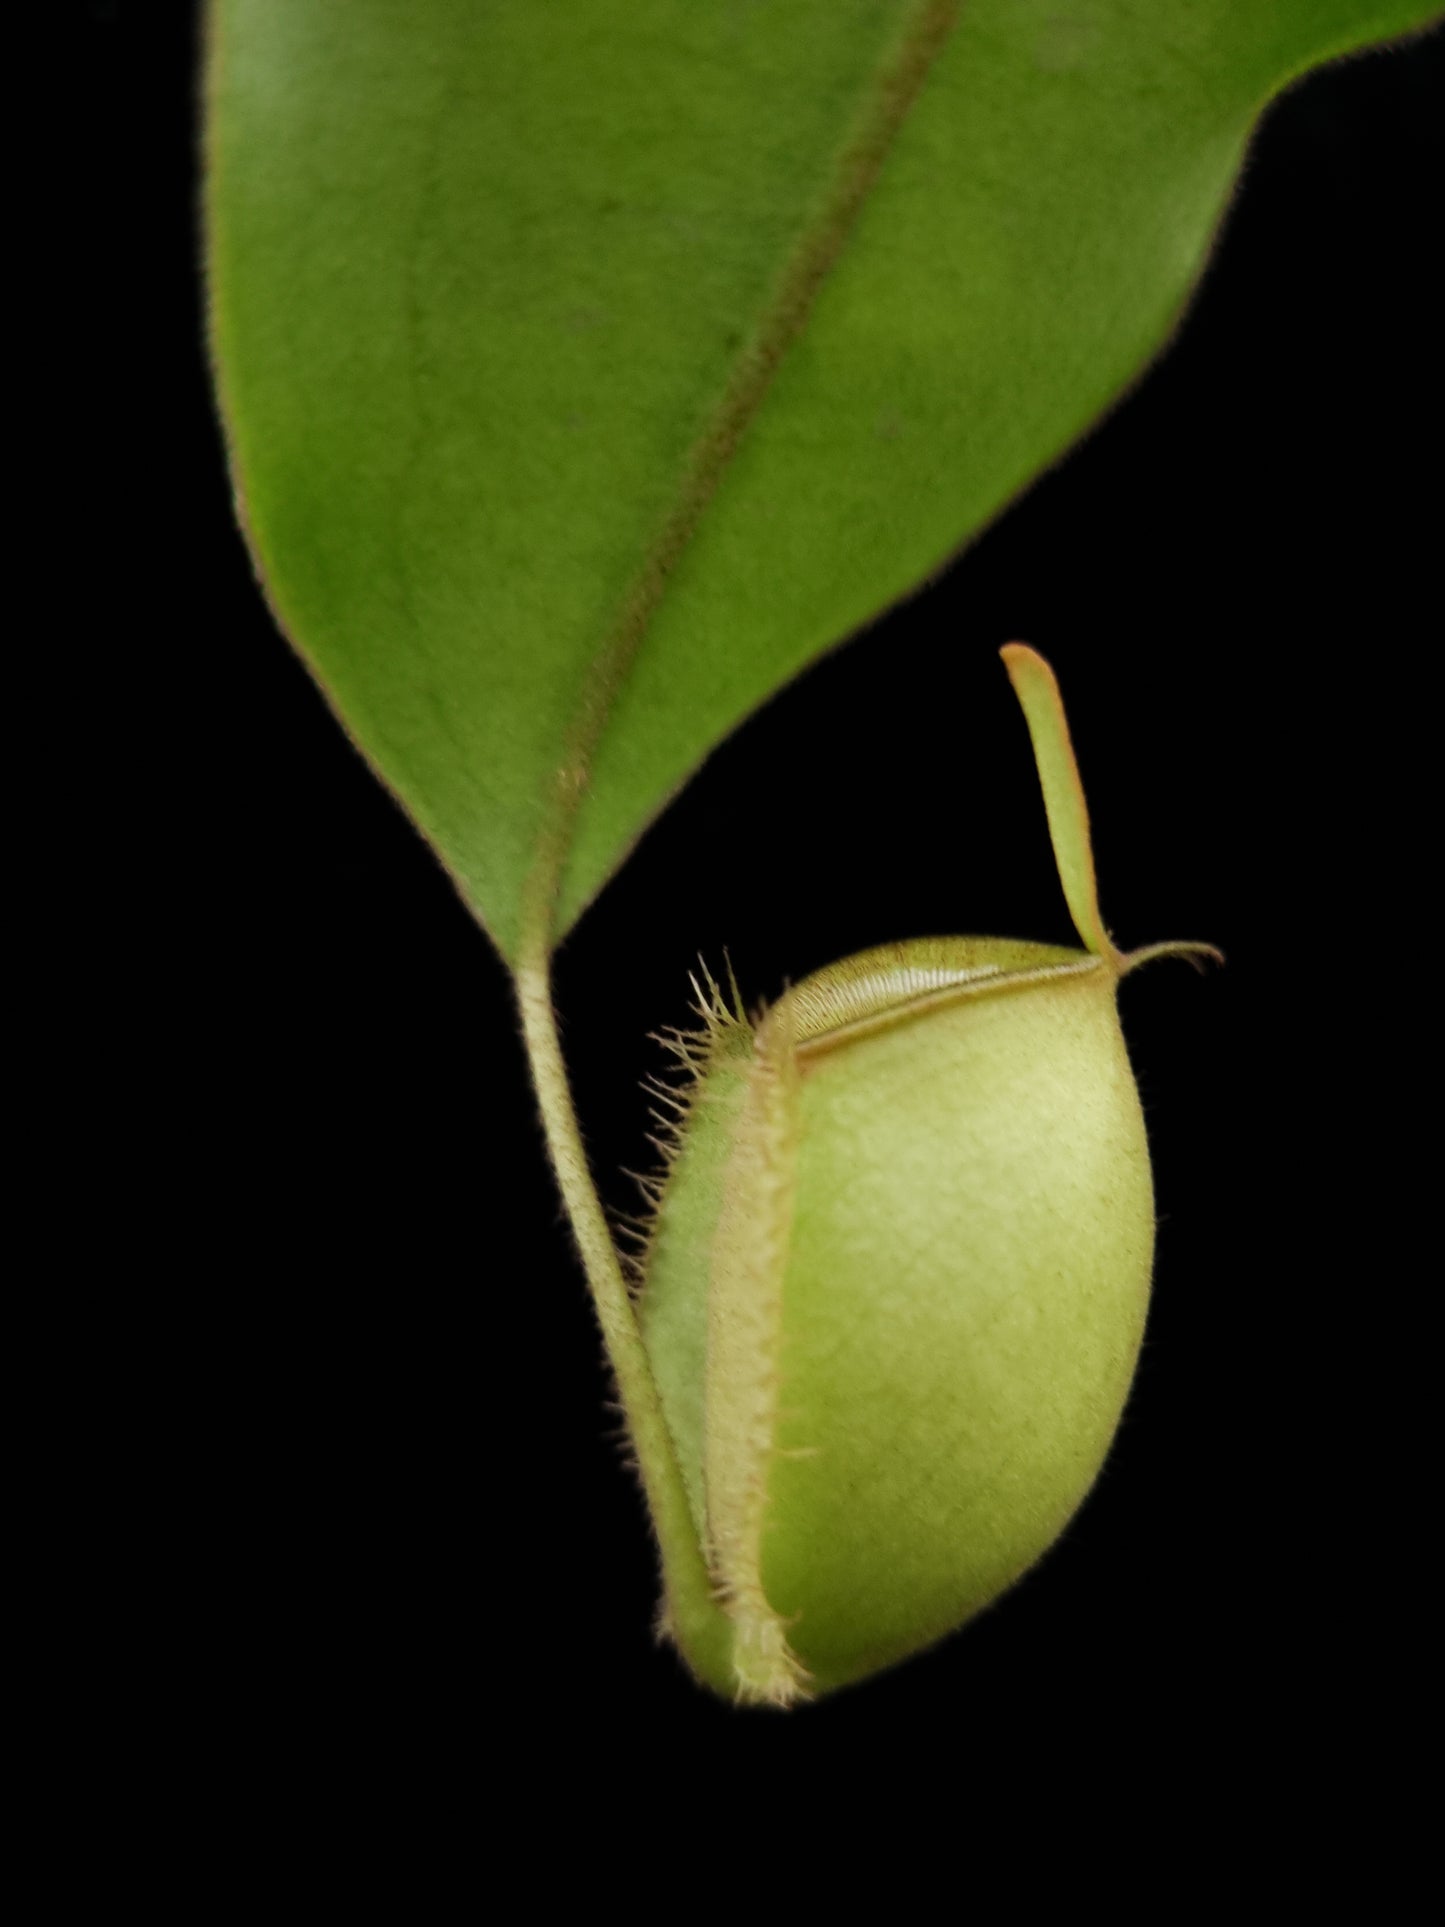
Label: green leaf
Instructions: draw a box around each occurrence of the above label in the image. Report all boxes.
[206,0,1437,963]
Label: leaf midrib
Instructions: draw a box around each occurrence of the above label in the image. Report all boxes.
[517,0,965,963]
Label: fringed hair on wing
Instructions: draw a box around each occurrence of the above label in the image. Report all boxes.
[625,955,757,1288]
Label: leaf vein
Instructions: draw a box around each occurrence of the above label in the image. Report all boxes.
[520,0,964,958]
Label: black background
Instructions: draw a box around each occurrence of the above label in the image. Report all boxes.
[86,3,1439,1794]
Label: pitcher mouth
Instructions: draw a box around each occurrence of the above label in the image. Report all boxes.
[781,937,1099,1061]
[778,933,1223,1062]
